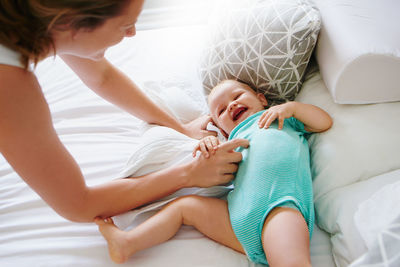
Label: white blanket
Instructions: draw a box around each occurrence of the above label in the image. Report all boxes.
[350,179,400,266]
[114,125,232,230]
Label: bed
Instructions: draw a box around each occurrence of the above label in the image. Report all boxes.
[1,0,399,266]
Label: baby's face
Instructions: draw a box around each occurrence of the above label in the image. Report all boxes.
[208,80,268,136]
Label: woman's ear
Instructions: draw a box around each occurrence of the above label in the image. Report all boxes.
[257,93,268,107]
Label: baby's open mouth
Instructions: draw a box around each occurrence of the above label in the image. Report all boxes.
[232,107,248,121]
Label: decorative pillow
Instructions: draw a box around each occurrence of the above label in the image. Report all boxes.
[199,0,321,106]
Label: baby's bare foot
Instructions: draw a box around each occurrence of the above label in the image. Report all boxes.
[95,217,131,264]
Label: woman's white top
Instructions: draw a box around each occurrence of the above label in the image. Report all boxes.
[0,44,23,68]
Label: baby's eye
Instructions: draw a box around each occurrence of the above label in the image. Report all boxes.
[218,107,226,116]
[234,93,242,100]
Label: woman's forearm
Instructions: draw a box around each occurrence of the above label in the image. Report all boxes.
[97,68,184,131]
[61,55,186,135]
[61,55,217,139]
[79,138,250,222]
[70,163,191,222]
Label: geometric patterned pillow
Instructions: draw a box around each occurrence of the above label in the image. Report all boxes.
[199,0,320,106]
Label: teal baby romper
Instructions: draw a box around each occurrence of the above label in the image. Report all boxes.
[227,110,314,265]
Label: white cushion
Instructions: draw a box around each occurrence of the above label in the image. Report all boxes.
[296,69,400,265]
[312,0,400,104]
[296,71,400,200]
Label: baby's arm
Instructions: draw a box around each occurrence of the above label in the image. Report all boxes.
[258,102,332,133]
[290,102,332,132]
[192,136,220,158]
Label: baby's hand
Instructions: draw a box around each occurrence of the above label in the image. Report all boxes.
[258,102,295,130]
[192,136,220,158]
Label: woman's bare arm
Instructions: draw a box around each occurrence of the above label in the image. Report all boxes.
[0,66,247,222]
[60,55,213,139]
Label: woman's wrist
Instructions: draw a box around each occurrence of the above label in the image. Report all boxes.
[169,121,190,137]
[175,161,195,188]
[178,123,191,137]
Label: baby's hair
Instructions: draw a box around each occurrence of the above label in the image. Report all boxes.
[210,78,256,96]
[234,78,258,93]
[233,78,273,108]
[208,78,261,105]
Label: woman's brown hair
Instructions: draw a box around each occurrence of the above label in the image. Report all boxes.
[0,0,130,69]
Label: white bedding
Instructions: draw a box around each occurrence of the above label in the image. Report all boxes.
[350,179,400,266]
[0,24,336,267]
[295,64,400,266]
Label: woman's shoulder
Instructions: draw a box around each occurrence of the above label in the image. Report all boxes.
[0,44,23,68]
[0,52,41,106]
[0,57,49,149]
[0,44,35,89]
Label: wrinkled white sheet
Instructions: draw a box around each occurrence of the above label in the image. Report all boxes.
[350,178,400,266]
[355,177,400,250]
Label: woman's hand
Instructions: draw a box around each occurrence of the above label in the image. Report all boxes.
[186,138,249,188]
[183,115,217,140]
[258,102,295,130]
[192,136,220,158]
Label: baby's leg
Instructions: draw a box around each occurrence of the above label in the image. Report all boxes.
[96,195,243,264]
[178,195,244,254]
[261,207,311,267]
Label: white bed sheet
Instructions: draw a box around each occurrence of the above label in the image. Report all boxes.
[0,25,335,267]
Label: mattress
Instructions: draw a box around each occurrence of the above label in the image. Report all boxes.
[0,24,336,267]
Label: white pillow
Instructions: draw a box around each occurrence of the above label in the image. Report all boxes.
[296,71,400,200]
[296,69,400,266]
[200,0,321,106]
[312,0,400,104]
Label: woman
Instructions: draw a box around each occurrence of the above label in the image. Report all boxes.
[0,0,248,222]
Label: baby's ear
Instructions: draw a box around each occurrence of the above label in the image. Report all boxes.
[208,118,229,139]
[257,93,268,107]
[221,129,229,139]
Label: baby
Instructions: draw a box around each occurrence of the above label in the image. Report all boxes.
[95,79,332,266]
